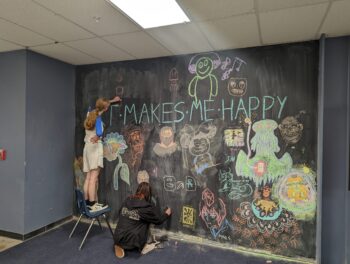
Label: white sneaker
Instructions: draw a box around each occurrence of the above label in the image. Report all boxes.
[141,242,159,255]
[88,203,108,212]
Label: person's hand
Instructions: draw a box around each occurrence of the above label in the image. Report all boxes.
[110,96,122,103]
[165,208,172,216]
[90,135,100,143]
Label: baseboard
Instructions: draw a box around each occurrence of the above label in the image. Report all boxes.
[0,216,73,241]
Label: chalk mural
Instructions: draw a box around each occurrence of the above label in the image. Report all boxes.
[75,42,318,260]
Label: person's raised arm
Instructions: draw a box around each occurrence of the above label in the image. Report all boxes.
[109,96,122,104]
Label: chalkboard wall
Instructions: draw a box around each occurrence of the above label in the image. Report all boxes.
[75,41,318,259]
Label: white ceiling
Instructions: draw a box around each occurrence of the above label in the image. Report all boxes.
[0,0,349,65]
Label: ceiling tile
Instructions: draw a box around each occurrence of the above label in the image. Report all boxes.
[320,0,350,37]
[103,31,172,59]
[178,0,255,21]
[0,18,52,46]
[30,43,101,65]
[33,0,140,36]
[147,23,212,55]
[197,14,260,50]
[260,3,328,44]
[65,38,135,62]
[0,0,93,42]
[257,0,329,12]
[0,38,23,52]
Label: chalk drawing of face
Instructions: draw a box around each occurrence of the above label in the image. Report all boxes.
[196,57,213,78]
[227,77,247,96]
[189,137,210,156]
[128,129,144,153]
[278,116,303,145]
[153,126,177,157]
[202,188,215,207]
[160,126,174,147]
[262,186,271,199]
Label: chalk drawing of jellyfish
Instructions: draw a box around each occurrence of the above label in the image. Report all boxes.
[103,132,129,190]
[235,119,292,186]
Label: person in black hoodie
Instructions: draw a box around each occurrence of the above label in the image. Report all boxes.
[113,182,172,258]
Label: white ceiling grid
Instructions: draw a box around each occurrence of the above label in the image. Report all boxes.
[0,0,348,65]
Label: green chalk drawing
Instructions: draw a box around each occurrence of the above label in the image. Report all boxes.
[235,119,292,186]
[188,57,218,103]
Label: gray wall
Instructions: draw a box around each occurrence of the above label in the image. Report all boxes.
[322,36,350,263]
[0,50,75,235]
[0,50,27,234]
[24,51,75,233]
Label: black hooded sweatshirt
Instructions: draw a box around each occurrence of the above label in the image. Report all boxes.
[113,197,169,250]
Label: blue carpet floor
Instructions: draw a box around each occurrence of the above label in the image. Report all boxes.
[0,221,296,264]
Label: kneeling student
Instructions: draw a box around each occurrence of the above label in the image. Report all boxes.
[113,182,171,258]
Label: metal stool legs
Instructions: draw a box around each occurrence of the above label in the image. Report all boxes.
[103,214,114,237]
[69,214,83,238]
[79,219,95,250]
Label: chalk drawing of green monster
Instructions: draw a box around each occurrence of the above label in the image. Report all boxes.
[188,57,218,103]
[235,119,292,186]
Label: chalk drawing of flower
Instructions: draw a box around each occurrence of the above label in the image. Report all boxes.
[103,132,128,161]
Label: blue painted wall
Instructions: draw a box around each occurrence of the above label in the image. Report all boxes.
[24,51,75,233]
[0,50,26,234]
[0,50,75,235]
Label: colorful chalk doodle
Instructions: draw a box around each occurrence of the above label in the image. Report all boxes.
[235,119,293,186]
[115,95,288,125]
[185,176,197,191]
[251,185,282,220]
[227,77,247,97]
[153,126,177,157]
[137,170,149,184]
[218,169,253,200]
[272,166,316,220]
[199,188,233,240]
[278,116,304,145]
[103,132,129,190]
[181,205,196,229]
[103,132,128,161]
[163,175,197,192]
[122,125,147,171]
[189,122,217,176]
[76,43,319,259]
[169,68,179,93]
[73,156,85,191]
[188,53,221,103]
[232,201,303,254]
[223,127,245,148]
[221,57,246,81]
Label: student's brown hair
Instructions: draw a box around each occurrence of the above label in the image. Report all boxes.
[84,98,109,130]
[132,182,152,202]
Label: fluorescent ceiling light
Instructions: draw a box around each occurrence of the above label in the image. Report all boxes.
[108,0,190,29]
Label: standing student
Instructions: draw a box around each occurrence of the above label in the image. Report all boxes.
[114,182,172,258]
[83,96,121,212]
